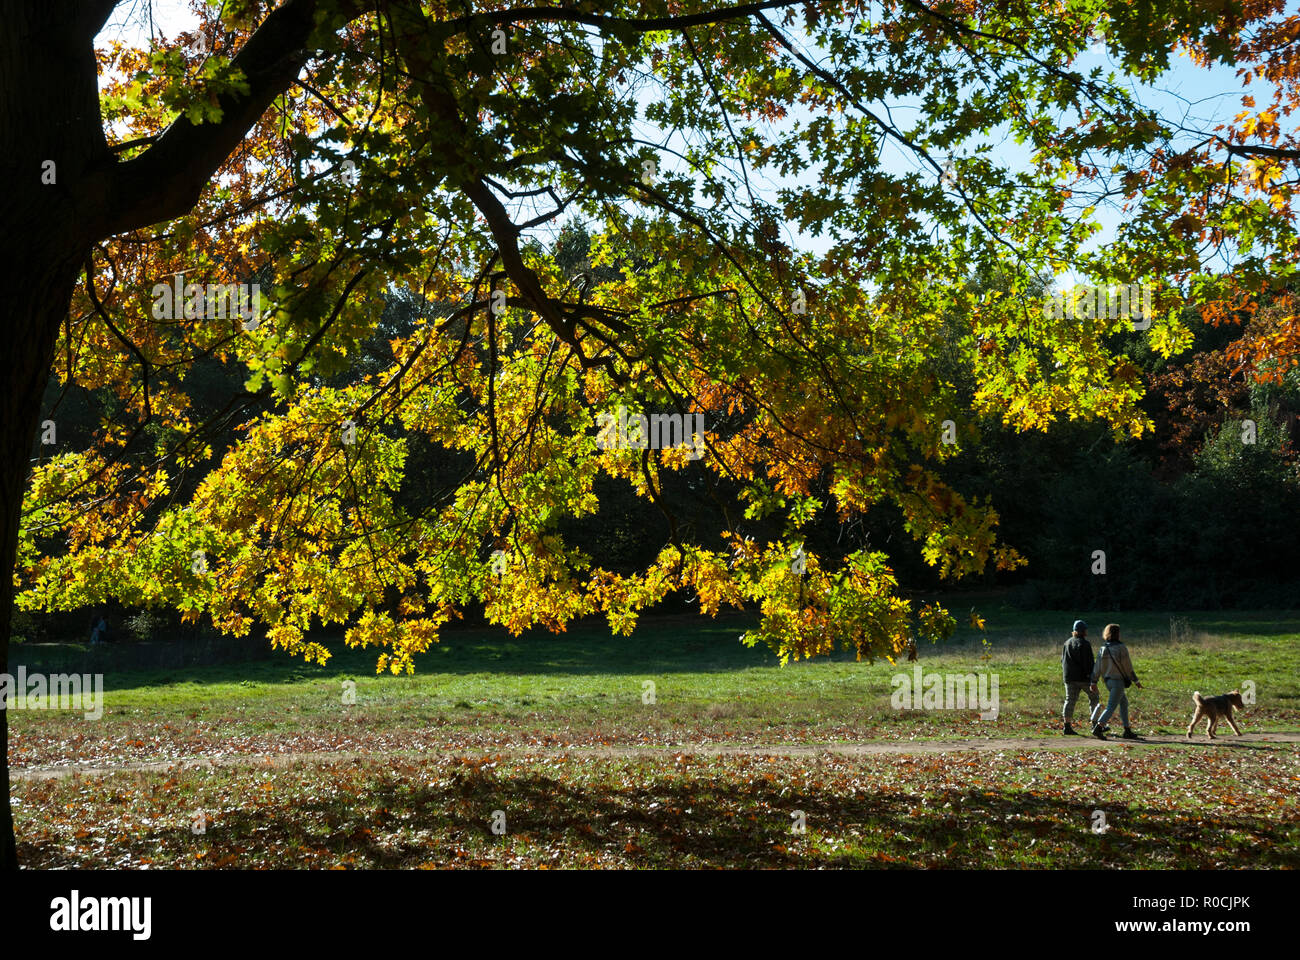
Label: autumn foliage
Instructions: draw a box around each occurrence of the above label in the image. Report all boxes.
[12,0,1300,677]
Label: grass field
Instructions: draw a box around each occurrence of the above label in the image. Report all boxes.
[8,606,1300,868]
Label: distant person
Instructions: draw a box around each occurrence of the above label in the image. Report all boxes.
[1061,619,1098,735]
[1090,623,1142,740]
[89,614,109,645]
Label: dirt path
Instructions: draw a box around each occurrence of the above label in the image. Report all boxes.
[12,731,1299,781]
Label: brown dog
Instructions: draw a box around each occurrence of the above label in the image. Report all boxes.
[1186,691,1244,739]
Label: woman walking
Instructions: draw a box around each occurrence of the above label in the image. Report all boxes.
[1090,623,1142,740]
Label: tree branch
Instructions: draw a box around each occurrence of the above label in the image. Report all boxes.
[90,0,369,238]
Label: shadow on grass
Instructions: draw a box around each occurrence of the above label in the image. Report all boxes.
[16,607,1300,693]
[20,761,1299,869]
[946,611,1300,648]
[12,614,778,690]
[1108,732,1290,750]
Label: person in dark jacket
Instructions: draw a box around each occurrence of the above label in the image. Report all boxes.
[1061,619,1098,735]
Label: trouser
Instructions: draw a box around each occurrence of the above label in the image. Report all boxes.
[1063,681,1099,722]
[1091,677,1129,729]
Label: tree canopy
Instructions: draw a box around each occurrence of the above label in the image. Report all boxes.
[16,1,1300,674]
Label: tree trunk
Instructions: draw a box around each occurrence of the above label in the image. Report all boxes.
[1,1,111,871]
[0,294,75,873]
[0,275,77,871]
[0,0,348,869]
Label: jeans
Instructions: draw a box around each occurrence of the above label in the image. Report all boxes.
[1063,681,1099,722]
[1091,677,1129,729]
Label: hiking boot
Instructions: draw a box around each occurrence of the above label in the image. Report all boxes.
[1122,728,1140,740]
[1091,725,1108,740]
[1063,724,1078,736]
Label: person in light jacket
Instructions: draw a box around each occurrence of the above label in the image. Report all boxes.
[1090,623,1142,740]
[1061,619,1098,735]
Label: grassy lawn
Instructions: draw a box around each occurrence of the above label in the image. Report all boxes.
[9,605,1300,867]
[10,607,1299,762]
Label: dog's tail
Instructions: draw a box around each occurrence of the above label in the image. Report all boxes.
[1192,691,1203,705]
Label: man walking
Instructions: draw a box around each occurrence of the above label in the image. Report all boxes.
[1061,619,1098,735]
